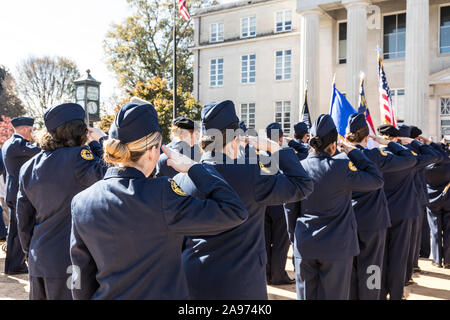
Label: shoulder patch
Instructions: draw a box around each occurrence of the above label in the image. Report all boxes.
[379,149,388,157]
[348,161,358,172]
[170,180,187,197]
[80,149,94,161]
[411,150,418,157]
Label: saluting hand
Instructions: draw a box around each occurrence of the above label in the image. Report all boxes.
[240,136,281,153]
[338,140,357,154]
[283,137,293,143]
[162,145,197,173]
[87,127,107,142]
[417,136,432,145]
[397,137,414,145]
[370,135,391,145]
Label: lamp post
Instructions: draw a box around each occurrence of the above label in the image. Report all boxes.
[74,69,101,127]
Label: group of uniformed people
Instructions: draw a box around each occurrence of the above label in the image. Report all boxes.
[0,97,448,300]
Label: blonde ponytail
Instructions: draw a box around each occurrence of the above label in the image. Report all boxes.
[104,139,131,163]
[103,131,162,165]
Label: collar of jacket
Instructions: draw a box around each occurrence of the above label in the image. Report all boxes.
[201,151,236,165]
[308,151,332,159]
[104,166,146,180]
[355,144,365,151]
[13,133,29,142]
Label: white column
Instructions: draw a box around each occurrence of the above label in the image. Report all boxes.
[344,0,370,108]
[299,10,320,119]
[404,0,429,133]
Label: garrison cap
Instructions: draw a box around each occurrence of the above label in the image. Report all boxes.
[239,121,248,132]
[348,113,368,133]
[311,114,336,138]
[44,103,85,131]
[201,100,239,133]
[377,124,399,137]
[172,116,195,130]
[294,122,309,136]
[398,124,412,137]
[266,122,284,140]
[11,117,34,128]
[109,103,161,144]
[410,126,422,139]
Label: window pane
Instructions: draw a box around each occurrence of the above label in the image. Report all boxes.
[384,15,397,35]
[442,6,450,26]
[384,34,397,57]
[441,26,450,53]
[397,31,406,56]
[339,22,347,41]
[285,10,292,22]
[277,12,283,23]
[397,13,406,32]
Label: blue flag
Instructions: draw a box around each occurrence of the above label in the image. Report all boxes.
[329,83,357,137]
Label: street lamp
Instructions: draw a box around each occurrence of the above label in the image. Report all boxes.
[74,69,101,126]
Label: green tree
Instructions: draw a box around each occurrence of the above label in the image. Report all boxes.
[104,0,218,93]
[15,56,80,121]
[0,65,26,118]
[127,76,201,143]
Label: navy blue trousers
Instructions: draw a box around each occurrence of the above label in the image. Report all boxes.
[427,209,450,265]
[294,257,353,300]
[29,276,72,300]
[265,210,290,283]
[350,229,387,300]
[381,218,412,300]
[0,206,6,239]
[406,213,423,282]
[420,209,431,258]
[4,206,27,274]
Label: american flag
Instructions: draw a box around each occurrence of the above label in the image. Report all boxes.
[378,53,397,127]
[178,0,191,22]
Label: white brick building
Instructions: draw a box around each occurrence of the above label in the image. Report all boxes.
[191,0,450,140]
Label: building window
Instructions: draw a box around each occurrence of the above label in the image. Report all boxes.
[391,89,405,123]
[442,97,450,115]
[210,23,224,43]
[338,22,347,64]
[241,54,256,84]
[276,10,292,32]
[241,16,256,38]
[383,13,406,59]
[241,103,256,129]
[210,58,224,87]
[275,50,291,81]
[275,101,291,134]
[441,6,450,54]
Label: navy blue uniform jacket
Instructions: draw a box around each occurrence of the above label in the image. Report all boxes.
[176,148,313,300]
[1,134,40,208]
[405,141,442,211]
[382,140,439,222]
[425,144,450,214]
[70,164,248,300]
[352,142,417,231]
[288,140,310,161]
[285,149,384,260]
[16,142,106,278]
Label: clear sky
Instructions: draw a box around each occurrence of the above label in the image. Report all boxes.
[0,0,233,113]
[0,0,131,111]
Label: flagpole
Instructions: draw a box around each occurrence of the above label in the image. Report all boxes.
[173,0,177,120]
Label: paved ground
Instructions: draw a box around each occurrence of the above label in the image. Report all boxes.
[0,241,448,300]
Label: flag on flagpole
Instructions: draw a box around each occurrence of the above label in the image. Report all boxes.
[377,49,397,128]
[301,88,312,129]
[178,0,191,22]
[330,80,357,138]
[358,72,378,148]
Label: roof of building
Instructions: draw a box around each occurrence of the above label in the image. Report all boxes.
[192,0,279,17]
